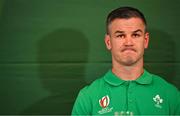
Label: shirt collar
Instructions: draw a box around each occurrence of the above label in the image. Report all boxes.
[104,70,125,86]
[104,69,153,86]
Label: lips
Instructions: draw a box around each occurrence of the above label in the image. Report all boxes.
[121,48,136,52]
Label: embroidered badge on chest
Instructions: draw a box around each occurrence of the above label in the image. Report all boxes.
[153,94,163,108]
[98,95,113,114]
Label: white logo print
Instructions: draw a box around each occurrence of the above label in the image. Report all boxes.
[153,94,163,108]
[98,95,113,114]
[99,95,110,108]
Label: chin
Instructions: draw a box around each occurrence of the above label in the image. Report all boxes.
[122,61,136,66]
[121,58,137,66]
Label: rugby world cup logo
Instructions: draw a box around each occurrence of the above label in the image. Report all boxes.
[99,95,110,108]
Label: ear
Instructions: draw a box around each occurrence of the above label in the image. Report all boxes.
[104,34,112,50]
[144,32,149,49]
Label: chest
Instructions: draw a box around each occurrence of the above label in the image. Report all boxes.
[91,83,169,115]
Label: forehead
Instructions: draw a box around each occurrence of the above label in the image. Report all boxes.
[109,18,145,33]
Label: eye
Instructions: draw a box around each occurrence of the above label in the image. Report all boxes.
[116,34,125,39]
[132,33,141,38]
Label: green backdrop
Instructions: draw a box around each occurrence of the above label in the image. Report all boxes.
[0,0,179,114]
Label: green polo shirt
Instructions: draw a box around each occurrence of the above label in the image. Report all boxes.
[72,69,180,115]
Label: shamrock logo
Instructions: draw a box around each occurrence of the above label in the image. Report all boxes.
[153,94,163,108]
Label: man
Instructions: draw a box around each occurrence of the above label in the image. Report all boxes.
[72,7,180,115]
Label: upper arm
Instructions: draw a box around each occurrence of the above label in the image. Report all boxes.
[168,86,180,115]
[174,90,180,115]
[72,87,92,115]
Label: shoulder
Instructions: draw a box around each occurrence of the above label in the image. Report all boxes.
[151,73,178,91]
[151,73,180,114]
[80,77,105,95]
[150,73,179,101]
[72,77,105,115]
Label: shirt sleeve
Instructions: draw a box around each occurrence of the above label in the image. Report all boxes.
[174,90,180,115]
[71,87,92,115]
[168,86,180,115]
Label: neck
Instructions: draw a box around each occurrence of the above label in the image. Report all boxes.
[112,59,144,80]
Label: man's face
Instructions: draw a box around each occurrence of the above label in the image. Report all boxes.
[105,18,149,66]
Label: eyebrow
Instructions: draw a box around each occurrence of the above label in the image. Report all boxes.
[133,29,143,33]
[114,29,143,34]
[114,31,124,34]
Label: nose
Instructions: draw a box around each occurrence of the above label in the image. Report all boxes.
[124,36,133,46]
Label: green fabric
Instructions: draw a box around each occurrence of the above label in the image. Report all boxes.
[72,69,180,115]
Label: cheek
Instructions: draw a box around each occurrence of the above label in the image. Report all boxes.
[135,41,145,52]
[111,44,119,52]
[138,43,146,54]
[111,43,124,56]
[111,40,123,49]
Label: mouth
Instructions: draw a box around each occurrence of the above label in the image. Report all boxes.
[121,48,136,52]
